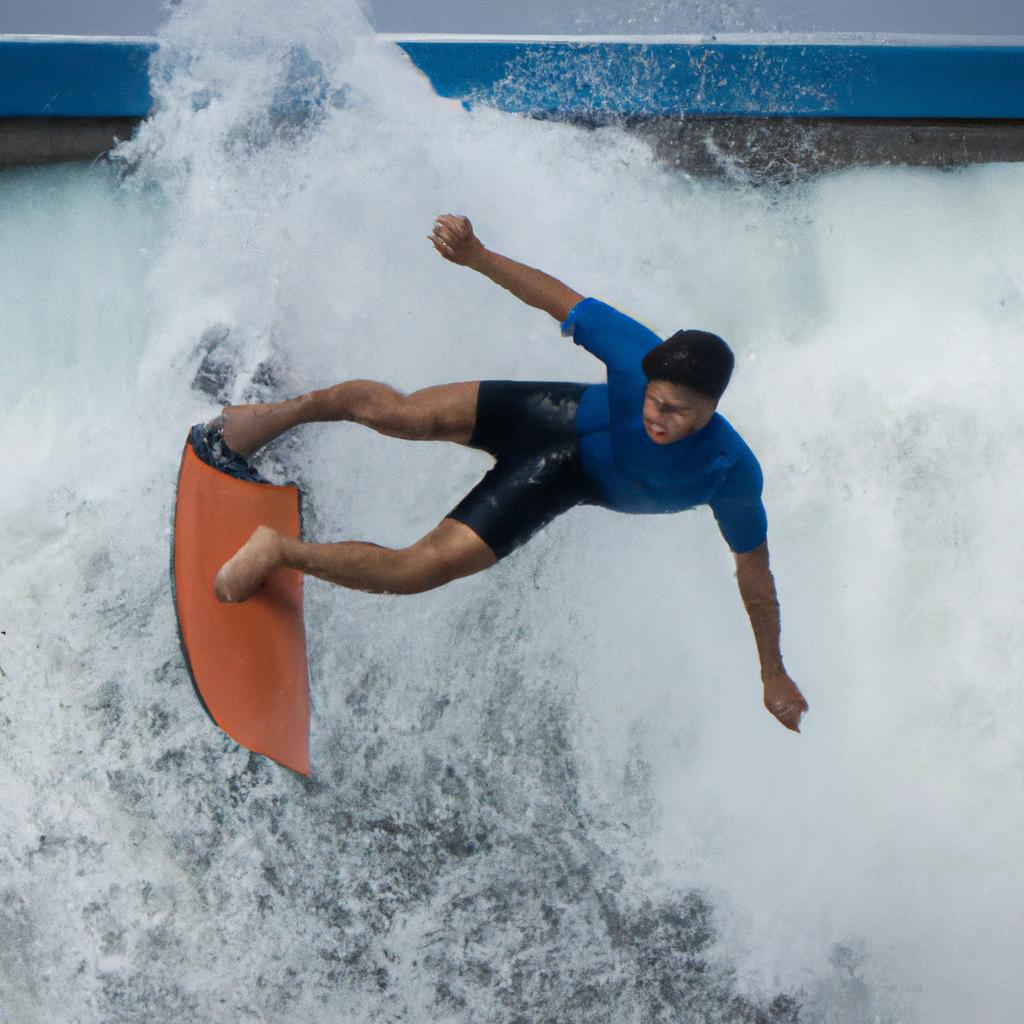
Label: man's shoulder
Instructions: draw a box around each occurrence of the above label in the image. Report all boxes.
[563,298,662,351]
[707,412,756,456]
[705,414,763,491]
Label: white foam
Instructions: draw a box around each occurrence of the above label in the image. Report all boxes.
[3,0,1024,1020]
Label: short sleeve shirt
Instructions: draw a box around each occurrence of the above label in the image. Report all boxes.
[561,298,768,553]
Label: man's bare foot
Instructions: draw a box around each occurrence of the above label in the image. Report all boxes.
[220,404,273,457]
[215,526,284,603]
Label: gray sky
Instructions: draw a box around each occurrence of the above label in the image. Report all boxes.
[1,0,1023,37]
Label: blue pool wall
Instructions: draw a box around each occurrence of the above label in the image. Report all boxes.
[2,34,1024,120]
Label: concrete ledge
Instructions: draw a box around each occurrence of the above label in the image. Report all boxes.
[627,117,1024,181]
[0,117,142,169]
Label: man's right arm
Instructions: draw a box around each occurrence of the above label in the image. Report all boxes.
[430,214,583,322]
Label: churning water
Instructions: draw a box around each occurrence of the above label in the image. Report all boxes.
[2,2,1024,1021]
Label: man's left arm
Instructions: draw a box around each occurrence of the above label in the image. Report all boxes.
[734,542,808,732]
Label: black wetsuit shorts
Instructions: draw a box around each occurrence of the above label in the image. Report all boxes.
[447,381,604,560]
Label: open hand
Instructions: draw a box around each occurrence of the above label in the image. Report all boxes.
[430,214,486,267]
[763,671,809,732]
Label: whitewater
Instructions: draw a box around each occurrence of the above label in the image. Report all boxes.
[2,1,1024,1021]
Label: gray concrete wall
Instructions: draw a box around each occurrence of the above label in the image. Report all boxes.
[0,117,140,170]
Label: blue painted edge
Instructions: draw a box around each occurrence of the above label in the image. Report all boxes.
[2,35,1023,120]
[0,39,157,118]
[395,40,1024,120]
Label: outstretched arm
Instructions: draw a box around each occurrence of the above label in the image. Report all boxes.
[430,214,583,322]
[733,542,808,732]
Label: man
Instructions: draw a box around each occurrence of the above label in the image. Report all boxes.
[212,214,808,732]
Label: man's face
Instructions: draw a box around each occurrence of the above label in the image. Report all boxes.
[642,379,717,444]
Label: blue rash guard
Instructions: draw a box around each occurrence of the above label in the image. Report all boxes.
[561,297,768,553]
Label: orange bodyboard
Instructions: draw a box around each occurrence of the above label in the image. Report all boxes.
[171,434,310,775]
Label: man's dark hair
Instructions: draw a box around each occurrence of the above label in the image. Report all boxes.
[641,330,734,400]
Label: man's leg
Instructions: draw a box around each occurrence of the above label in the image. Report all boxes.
[212,379,490,603]
[221,380,480,456]
[215,518,497,603]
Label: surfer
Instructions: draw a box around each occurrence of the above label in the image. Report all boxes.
[212,214,808,732]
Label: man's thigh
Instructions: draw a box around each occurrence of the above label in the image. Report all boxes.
[402,517,498,590]
[469,381,587,457]
[403,381,480,444]
[447,440,593,560]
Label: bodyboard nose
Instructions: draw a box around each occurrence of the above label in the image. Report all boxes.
[171,432,310,775]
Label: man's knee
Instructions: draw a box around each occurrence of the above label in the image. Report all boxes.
[406,382,479,442]
[387,528,495,594]
[386,553,467,595]
[334,380,477,442]
[341,382,445,440]
[336,381,404,429]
